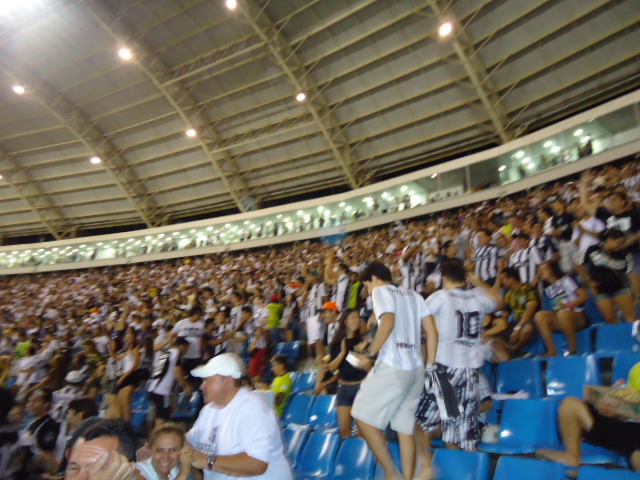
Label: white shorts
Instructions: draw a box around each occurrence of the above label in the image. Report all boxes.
[352,361,424,435]
[306,314,325,344]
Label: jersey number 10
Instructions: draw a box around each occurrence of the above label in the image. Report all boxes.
[455,310,481,339]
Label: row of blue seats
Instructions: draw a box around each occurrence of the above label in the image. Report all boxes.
[274,341,303,360]
[484,352,640,399]
[283,430,640,480]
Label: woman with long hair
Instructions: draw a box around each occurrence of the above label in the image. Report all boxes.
[326,308,368,437]
[115,327,141,422]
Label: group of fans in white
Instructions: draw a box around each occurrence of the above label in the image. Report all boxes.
[0,161,639,479]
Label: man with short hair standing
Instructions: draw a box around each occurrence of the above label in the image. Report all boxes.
[351,262,438,480]
[182,353,292,480]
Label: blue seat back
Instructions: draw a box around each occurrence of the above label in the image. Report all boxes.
[130,390,150,434]
[496,359,543,398]
[294,432,340,478]
[493,456,567,480]
[285,341,302,359]
[282,427,308,468]
[432,449,490,480]
[172,391,202,419]
[282,394,313,427]
[546,355,600,398]
[578,465,640,479]
[292,370,317,394]
[274,342,287,355]
[331,437,375,480]
[596,323,638,354]
[612,353,640,384]
[552,328,593,356]
[584,297,606,326]
[495,399,560,449]
[307,394,338,431]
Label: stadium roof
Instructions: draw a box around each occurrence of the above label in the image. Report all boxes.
[0,0,638,240]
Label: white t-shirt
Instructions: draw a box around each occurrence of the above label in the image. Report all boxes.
[172,319,205,359]
[426,287,497,369]
[186,388,292,480]
[148,348,180,397]
[371,284,428,370]
[51,385,82,422]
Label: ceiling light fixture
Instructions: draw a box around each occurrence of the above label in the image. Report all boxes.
[498,165,506,172]
[225,0,238,10]
[431,173,437,179]
[90,156,101,164]
[118,47,133,60]
[186,128,197,137]
[12,85,25,95]
[438,21,453,37]
[573,129,584,136]
[295,92,306,102]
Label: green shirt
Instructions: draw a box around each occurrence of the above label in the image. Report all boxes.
[267,302,284,329]
[14,341,32,359]
[271,372,293,417]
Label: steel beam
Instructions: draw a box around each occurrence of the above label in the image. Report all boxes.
[84,0,252,212]
[0,147,73,239]
[238,0,361,189]
[428,0,513,143]
[0,59,163,228]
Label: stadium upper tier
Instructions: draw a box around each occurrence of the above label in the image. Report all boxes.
[1,88,639,274]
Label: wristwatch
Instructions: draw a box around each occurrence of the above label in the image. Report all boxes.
[363,350,378,361]
[207,454,217,470]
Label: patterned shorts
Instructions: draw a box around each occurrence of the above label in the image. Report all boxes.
[415,364,481,451]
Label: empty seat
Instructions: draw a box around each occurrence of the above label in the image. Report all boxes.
[546,355,600,398]
[171,391,202,419]
[275,342,287,355]
[595,323,638,354]
[612,353,640,383]
[496,358,544,398]
[581,442,628,467]
[282,426,308,468]
[306,394,338,431]
[293,432,340,479]
[493,456,567,480]
[480,399,559,454]
[282,394,313,427]
[331,437,375,480]
[431,449,490,480]
[577,465,640,479]
[286,341,302,359]
[292,370,318,394]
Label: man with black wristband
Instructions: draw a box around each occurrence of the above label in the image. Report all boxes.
[181,353,292,480]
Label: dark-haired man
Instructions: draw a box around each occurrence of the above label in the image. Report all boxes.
[19,388,60,475]
[501,267,539,352]
[415,260,499,477]
[351,262,437,480]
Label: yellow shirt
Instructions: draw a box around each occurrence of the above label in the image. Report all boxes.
[271,372,293,417]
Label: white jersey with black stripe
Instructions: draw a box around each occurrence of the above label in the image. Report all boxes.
[426,287,497,369]
[371,284,429,371]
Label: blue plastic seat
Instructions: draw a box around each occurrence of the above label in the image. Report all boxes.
[292,370,318,394]
[581,442,628,467]
[306,394,338,431]
[595,323,638,354]
[577,465,640,479]
[431,449,490,480]
[275,342,287,355]
[584,298,606,326]
[282,426,308,468]
[130,390,150,434]
[285,341,302,359]
[282,394,314,427]
[546,355,600,398]
[330,437,375,480]
[552,328,594,356]
[172,391,202,419]
[612,353,640,383]
[479,362,495,391]
[493,456,567,480]
[293,432,340,479]
[480,399,559,454]
[496,358,544,398]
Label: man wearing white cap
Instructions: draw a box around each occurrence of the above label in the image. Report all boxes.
[181,353,292,480]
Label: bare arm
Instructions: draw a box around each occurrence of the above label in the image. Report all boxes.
[580,172,597,217]
[422,315,438,366]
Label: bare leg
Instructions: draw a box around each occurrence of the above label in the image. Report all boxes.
[557,310,586,355]
[414,424,434,480]
[631,450,640,472]
[397,431,416,480]
[536,396,594,467]
[510,323,536,352]
[106,393,121,419]
[534,311,557,356]
[628,272,640,301]
[356,420,402,480]
[117,385,135,423]
[613,292,637,323]
[595,298,618,324]
[337,406,353,438]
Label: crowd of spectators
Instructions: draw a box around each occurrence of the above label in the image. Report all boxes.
[0,160,639,479]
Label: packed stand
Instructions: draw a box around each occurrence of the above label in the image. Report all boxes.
[0,161,639,479]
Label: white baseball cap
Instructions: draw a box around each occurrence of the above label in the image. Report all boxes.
[191,353,243,379]
[65,370,85,384]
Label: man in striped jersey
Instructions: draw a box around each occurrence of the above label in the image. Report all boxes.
[351,262,438,480]
[414,260,499,478]
[470,228,504,285]
[507,232,542,285]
